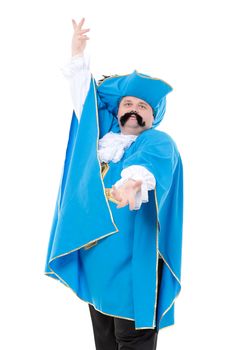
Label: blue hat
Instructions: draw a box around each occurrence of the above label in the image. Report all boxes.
[97,70,172,128]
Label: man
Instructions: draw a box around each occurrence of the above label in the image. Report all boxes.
[44,17,183,350]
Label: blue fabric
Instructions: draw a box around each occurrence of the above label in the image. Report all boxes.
[44,76,183,331]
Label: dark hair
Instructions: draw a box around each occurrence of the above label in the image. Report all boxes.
[97,74,118,86]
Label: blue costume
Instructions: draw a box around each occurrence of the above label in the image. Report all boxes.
[44,70,183,332]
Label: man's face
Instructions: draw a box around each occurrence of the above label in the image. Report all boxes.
[117,96,154,135]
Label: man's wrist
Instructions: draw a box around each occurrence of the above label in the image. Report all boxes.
[71,51,84,58]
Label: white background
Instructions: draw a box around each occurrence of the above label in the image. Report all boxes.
[0,0,237,349]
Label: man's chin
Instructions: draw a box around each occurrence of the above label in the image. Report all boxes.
[121,123,141,129]
[120,124,146,133]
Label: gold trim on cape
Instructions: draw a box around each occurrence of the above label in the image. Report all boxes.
[154,187,182,329]
[151,187,160,328]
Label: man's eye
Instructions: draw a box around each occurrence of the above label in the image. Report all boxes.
[125,103,132,106]
[139,105,146,109]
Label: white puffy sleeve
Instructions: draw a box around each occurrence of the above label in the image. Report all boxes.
[60,53,91,121]
[113,165,156,210]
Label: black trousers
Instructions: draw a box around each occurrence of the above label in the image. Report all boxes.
[88,259,164,350]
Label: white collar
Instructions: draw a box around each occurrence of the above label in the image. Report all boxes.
[98,131,138,163]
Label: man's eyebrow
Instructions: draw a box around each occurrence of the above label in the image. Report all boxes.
[138,101,149,106]
[122,99,148,106]
[122,99,133,103]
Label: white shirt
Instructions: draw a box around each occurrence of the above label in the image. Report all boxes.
[61,54,156,210]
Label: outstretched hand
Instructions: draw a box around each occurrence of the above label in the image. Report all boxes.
[71,17,90,57]
[111,179,142,211]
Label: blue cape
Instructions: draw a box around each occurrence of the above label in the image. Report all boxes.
[44,75,183,331]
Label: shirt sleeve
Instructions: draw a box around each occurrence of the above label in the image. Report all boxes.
[60,53,91,121]
[113,165,156,210]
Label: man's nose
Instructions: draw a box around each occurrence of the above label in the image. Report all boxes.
[131,108,138,114]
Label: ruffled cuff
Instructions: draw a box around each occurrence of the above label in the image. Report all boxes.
[113,165,156,210]
[60,53,90,79]
[60,53,91,120]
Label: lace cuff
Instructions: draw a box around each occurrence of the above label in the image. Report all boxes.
[113,165,156,210]
[60,54,91,120]
[60,53,90,78]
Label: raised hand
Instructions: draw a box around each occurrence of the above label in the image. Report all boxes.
[71,17,90,57]
[111,179,142,210]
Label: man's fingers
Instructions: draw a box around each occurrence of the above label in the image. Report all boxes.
[72,19,77,31]
[128,196,135,210]
[76,35,90,40]
[115,193,135,210]
[112,192,122,201]
[112,185,137,210]
[111,187,122,201]
[116,199,128,209]
[79,28,90,34]
[72,17,86,32]
[78,17,85,30]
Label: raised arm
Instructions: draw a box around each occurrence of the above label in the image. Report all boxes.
[61,17,91,121]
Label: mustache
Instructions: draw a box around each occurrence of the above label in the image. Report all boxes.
[119,111,146,127]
